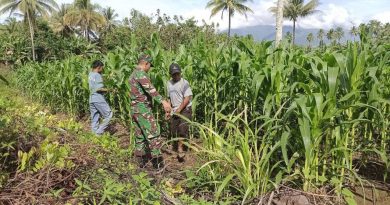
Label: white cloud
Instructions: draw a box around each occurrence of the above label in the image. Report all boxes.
[297,4,358,29]
[1,0,389,29]
[183,0,275,31]
[372,11,390,23]
[183,1,359,31]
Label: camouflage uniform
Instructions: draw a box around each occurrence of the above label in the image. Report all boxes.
[129,66,164,158]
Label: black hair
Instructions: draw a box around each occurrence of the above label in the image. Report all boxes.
[92,60,104,69]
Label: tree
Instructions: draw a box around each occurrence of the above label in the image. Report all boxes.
[335,26,344,44]
[270,0,319,45]
[3,17,20,33]
[126,9,158,46]
[64,0,106,41]
[206,0,253,38]
[326,28,336,46]
[0,0,59,61]
[350,26,358,41]
[306,32,313,49]
[368,20,380,37]
[102,7,119,32]
[378,23,390,43]
[285,31,292,43]
[317,28,324,47]
[275,0,284,47]
[50,4,73,37]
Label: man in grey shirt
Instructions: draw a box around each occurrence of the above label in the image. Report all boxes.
[167,63,193,162]
[88,60,113,135]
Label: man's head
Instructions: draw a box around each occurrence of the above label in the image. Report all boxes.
[138,54,153,72]
[92,60,104,73]
[169,63,181,82]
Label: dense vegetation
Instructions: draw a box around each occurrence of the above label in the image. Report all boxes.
[1,0,390,204]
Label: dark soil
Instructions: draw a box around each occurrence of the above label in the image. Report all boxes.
[353,183,390,205]
[353,159,390,205]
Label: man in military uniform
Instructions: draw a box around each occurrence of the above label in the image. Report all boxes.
[129,54,171,169]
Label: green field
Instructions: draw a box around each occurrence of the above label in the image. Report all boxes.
[1,0,390,204]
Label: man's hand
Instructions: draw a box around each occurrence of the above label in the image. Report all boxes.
[165,112,171,120]
[97,88,116,93]
[162,100,172,114]
[174,108,182,114]
[174,96,190,115]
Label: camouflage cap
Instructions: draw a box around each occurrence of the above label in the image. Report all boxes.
[138,54,154,67]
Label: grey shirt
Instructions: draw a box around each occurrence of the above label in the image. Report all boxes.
[167,78,193,112]
[88,72,106,103]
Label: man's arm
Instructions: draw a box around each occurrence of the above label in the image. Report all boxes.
[175,96,191,113]
[137,73,163,104]
[96,88,110,93]
[137,72,171,113]
[175,80,193,113]
[94,74,114,93]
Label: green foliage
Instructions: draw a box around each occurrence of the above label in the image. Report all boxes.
[0,85,74,187]
[0,18,100,64]
[0,8,221,64]
[98,26,134,51]
[0,74,8,85]
[132,172,161,204]
[1,5,389,203]
[63,0,106,41]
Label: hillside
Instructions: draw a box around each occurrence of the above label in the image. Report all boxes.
[227,25,354,45]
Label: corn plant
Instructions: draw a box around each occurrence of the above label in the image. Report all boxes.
[14,32,390,203]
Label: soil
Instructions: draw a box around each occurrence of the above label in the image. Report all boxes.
[353,184,390,205]
[351,155,390,205]
[353,159,390,205]
[73,114,201,184]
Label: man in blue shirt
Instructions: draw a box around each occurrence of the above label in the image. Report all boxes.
[88,60,113,135]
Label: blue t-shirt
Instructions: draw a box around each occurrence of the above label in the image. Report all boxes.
[88,72,106,103]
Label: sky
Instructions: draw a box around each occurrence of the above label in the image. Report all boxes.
[1,0,389,30]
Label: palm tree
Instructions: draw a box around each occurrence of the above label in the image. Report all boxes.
[0,0,58,61]
[335,26,344,44]
[306,32,313,49]
[350,26,358,41]
[64,0,106,41]
[368,20,380,37]
[326,28,335,46]
[285,31,292,43]
[4,17,20,33]
[275,0,284,47]
[102,7,119,32]
[270,0,319,45]
[357,23,365,38]
[50,4,73,37]
[206,0,253,37]
[317,28,324,47]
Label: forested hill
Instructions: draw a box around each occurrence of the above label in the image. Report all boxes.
[228,24,354,45]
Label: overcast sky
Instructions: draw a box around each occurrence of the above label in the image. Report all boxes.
[1,0,389,30]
